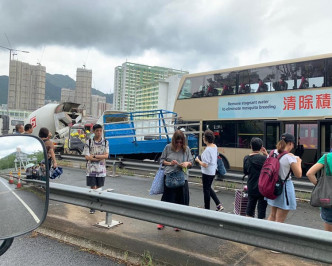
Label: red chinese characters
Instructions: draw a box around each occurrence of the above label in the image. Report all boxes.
[283,96,296,110]
[316,93,331,109]
[283,93,331,111]
[299,95,313,110]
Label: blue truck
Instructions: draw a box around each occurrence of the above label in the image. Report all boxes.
[100,109,198,160]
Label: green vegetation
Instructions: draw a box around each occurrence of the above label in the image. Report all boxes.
[0,151,44,170]
[141,250,154,266]
[0,152,16,169]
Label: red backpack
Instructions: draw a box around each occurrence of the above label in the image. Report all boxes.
[258,150,288,199]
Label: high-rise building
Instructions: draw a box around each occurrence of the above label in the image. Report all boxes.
[75,68,92,114]
[91,95,107,118]
[8,60,46,111]
[113,66,122,111]
[61,88,76,103]
[113,62,188,111]
[135,74,184,112]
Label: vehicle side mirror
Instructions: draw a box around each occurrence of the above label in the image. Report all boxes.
[0,135,49,255]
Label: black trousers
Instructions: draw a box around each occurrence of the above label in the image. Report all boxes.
[246,194,268,219]
[161,176,189,206]
[202,173,220,209]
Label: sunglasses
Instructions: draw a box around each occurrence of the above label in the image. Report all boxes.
[176,140,183,144]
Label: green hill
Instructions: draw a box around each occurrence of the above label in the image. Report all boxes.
[0,74,113,104]
[46,73,76,89]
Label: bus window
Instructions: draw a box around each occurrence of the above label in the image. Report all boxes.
[237,121,264,148]
[250,67,274,93]
[203,121,237,148]
[299,124,317,149]
[285,124,294,135]
[239,70,251,94]
[203,120,263,148]
[178,76,204,99]
[296,60,325,89]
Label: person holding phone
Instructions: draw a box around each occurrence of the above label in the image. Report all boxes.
[158,130,193,231]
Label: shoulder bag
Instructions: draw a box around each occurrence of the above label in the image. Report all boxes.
[310,155,332,208]
[149,164,165,195]
[165,152,186,188]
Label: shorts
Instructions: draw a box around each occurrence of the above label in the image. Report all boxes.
[86,176,105,187]
[321,207,332,224]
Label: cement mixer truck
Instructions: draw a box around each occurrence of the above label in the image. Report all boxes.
[25,102,83,154]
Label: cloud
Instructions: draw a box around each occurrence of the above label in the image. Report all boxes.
[0,0,331,93]
[0,136,43,159]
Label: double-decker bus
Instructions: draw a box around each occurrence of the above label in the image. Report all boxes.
[174,54,332,173]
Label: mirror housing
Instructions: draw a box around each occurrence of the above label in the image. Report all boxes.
[0,135,49,242]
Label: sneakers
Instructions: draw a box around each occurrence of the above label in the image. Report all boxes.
[157,224,165,230]
[216,204,224,212]
[89,209,95,214]
[174,228,180,232]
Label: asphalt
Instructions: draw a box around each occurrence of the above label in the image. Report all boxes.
[36,165,329,266]
[0,233,123,266]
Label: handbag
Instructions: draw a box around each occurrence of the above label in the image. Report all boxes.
[50,167,63,179]
[310,155,332,208]
[216,156,227,176]
[149,164,165,195]
[165,170,185,188]
[165,152,186,188]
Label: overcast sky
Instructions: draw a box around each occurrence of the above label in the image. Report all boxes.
[0,0,331,94]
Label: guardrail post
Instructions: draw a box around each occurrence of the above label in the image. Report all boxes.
[95,189,122,229]
[109,161,119,177]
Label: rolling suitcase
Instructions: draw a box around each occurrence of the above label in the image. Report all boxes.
[234,186,250,216]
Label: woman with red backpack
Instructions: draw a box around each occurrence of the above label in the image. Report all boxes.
[267,133,302,223]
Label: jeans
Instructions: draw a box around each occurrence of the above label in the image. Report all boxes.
[202,173,220,209]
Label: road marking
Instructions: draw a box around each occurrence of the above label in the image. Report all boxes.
[0,178,40,224]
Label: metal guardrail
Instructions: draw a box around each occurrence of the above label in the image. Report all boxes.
[60,155,315,192]
[49,182,332,263]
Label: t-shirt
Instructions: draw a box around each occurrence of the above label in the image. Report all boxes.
[272,149,297,181]
[160,144,193,180]
[82,138,109,177]
[317,153,332,176]
[200,146,218,175]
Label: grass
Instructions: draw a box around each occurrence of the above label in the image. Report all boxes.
[123,250,128,261]
[296,191,311,201]
[141,250,154,266]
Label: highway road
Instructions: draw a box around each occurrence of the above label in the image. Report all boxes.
[0,233,123,266]
[0,177,45,238]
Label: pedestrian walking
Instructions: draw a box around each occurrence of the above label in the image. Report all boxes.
[82,124,109,214]
[243,137,268,219]
[267,133,302,223]
[39,127,57,171]
[306,152,332,232]
[195,130,224,211]
[158,130,193,231]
